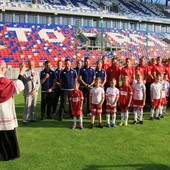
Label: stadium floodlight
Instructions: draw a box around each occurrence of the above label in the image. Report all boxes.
[146,25,149,58]
[100,15,104,55]
[75,20,79,62]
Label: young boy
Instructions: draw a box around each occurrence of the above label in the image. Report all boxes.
[132,73,146,124]
[105,78,119,127]
[70,81,84,129]
[119,76,133,126]
[89,77,105,128]
[150,74,162,120]
[160,73,170,117]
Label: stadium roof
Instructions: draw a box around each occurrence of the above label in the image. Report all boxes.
[94,0,170,6]
[140,0,170,6]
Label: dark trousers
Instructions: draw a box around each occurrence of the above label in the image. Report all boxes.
[80,87,90,115]
[145,82,151,106]
[168,96,170,107]
[0,129,20,161]
[103,83,109,114]
[59,90,71,121]
[52,88,61,114]
[41,92,54,118]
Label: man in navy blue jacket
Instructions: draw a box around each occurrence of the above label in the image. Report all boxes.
[59,59,77,121]
[79,57,96,116]
[40,60,55,120]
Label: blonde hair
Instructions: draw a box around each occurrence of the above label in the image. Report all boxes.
[95,77,102,83]
[110,78,116,83]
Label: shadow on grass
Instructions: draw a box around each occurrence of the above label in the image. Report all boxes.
[16,101,153,129]
[82,164,170,170]
[18,117,92,129]
[17,111,153,129]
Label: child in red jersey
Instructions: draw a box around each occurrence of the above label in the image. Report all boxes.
[119,76,133,126]
[89,77,105,129]
[70,81,84,129]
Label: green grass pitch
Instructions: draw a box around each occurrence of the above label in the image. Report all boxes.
[0,92,170,170]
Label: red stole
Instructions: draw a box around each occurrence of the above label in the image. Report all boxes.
[0,77,15,103]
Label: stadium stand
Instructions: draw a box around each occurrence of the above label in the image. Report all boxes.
[0,22,170,68]
[114,0,167,18]
[1,0,170,21]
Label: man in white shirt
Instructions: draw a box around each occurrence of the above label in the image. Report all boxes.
[18,60,40,123]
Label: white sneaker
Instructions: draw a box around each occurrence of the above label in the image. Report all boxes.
[87,113,92,117]
[22,120,28,125]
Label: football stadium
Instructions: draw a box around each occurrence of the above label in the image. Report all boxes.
[0,0,170,169]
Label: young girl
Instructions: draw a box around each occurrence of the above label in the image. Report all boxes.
[160,73,170,117]
[150,74,162,120]
[70,81,84,129]
[89,77,105,128]
[132,73,146,124]
[119,76,133,126]
[105,78,119,127]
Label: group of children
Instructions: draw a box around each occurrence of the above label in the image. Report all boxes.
[69,73,170,130]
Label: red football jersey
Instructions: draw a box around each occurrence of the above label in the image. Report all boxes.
[119,84,133,105]
[102,63,110,71]
[146,64,155,83]
[154,64,165,76]
[135,65,147,81]
[106,65,121,86]
[165,65,170,81]
[121,66,134,84]
[70,90,84,115]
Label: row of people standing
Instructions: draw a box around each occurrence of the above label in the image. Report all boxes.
[70,70,169,129]
[40,55,170,122]
[39,57,94,121]
[40,58,95,121]
[19,56,170,123]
